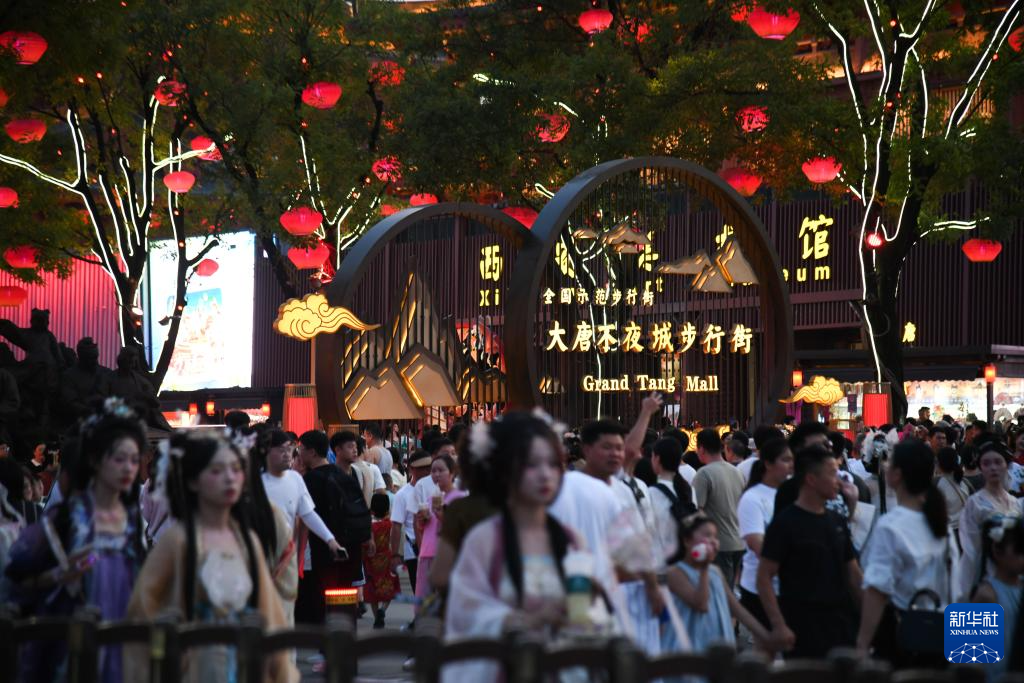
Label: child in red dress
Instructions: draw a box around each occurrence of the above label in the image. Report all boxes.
[364,493,400,628]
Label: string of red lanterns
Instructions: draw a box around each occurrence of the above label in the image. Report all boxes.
[745,4,800,40]
[962,238,1002,263]
[801,156,842,184]
[194,258,219,277]
[163,171,196,193]
[719,167,762,197]
[4,245,39,269]
[0,187,18,208]
[5,118,46,143]
[154,80,186,107]
[735,105,769,133]
[0,285,27,307]
[287,241,330,269]
[502,206,538,229]
[279,206,324,237]
[190,136,222,161]
[301,82,342,109]
[371,156,402,183]
[578,8,613,34]
[535,113,570,143]
[0,31,47,65]
[409,193,439,206]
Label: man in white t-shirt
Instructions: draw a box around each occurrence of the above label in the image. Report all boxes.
[390,452,434,590]
[261,430,343,625]
[362,424,393,479]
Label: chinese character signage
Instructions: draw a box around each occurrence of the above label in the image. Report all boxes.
[945,603,1004,664]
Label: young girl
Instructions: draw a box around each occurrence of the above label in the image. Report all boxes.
[125,430,297,683]
[415,453,466,598]
[663,513,776,656]
[958,441,1020,601]
[6,399,146,683]
[364,493,399,628]
[972,516,1024,681]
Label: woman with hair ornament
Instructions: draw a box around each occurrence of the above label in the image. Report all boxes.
[124,429,298,683]
[5,398,148,683]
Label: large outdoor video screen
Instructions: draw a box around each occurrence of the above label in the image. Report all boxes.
[145,232,255,390]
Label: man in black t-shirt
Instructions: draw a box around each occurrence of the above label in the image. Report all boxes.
[757,445,863,658]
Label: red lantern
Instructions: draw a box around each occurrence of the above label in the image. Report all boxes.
[154,80,186,106]
[735,105,768,133]
[0,31,47,65]
[372,156,402,183]
[163,171,195,193]
[279,206,323,236]
[746,4,800,40]
[205,401,216,417]
[503,206,538,229]
[1010,27,1023,52]
[380,204,402,217]
[188,402,198,416]
[730,3,751,22]
[0,285,27,307]
[865,232,884,249]
[5,118,46,143]
[535,113,570,143]
[0,89,8,108]
[0,187,18,208]
[4,246,38,269]
[801,156,842,184]
[791,368,803,387]
[719,167,762,197]
[369,60,405,87]
[195,258,219,277]
[190,136,221,161]
[962,238,1002,263]
[301,82,342,109]
[287,242,330,269]
[409,193,438,206]
[862,392,891,428]
[260,402,271,417]
[984,363,997,384]
[578,8,613,34]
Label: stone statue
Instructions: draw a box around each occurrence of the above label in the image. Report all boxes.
[108,346,171,431]
[0,343,20,447]
[0,309,65,429]
[58,337,114,428]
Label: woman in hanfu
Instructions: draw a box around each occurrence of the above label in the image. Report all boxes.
[125,430,298,683]
[5,399,147,683]
[443,412,595,682]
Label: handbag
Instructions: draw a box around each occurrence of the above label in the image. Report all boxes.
[896,588,944,654]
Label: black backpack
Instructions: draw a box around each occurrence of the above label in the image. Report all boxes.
[320,469,372,547]
[653,481,697,524]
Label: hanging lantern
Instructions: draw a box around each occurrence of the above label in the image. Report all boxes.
[735,105,769,133]
[1009,27,1023,52]
[371,156,402,183]
[0,89,8,108]
[5,118,46,143]
[260,402,271,417]
[287,242,330,269]
[301,82,342,109]
[730,3,751,22]
[503,206,538,229]
[369,60,405,86]
[195,258,219,277]
[791,368,803,387]
[719,167,762,197]
[4,245,38,269]
[0,187,18,208]
[578,8,613,34]
[865,232,884,249]
[154,80,186,106]
[802,156,842,184]
[163,171,196,193]
[190,135,222,161]
[962,238,1002,262]
[409,193,438,206]
[188,402,198,416]
[984,363,997,384]
[0,31,47,65]
[535,113,570,143]
[205,400,216,417]
[862,392,891,428]
[746,4,800,40]
[380,204,402,217]
[279,206,323,236]
[0,285,27,306]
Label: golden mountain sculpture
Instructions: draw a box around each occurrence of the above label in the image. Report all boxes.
[274,293,380,341]
[715,238,759,285]
[657,250,711,276]
[572,228,598,239]
[344,361,423,420]
[780,375,844,406]
[600,219,653,253]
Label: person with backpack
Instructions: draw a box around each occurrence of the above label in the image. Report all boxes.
[737,438,794,631]
[649,437,696,567]
[296,430,371,626]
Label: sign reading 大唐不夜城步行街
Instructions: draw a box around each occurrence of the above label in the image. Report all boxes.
[945,603,1004,664]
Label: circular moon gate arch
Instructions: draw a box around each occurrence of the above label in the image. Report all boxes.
[315,203,534,426]
[504,157,793,425]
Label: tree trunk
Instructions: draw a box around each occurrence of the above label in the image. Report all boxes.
[861,242,910,422]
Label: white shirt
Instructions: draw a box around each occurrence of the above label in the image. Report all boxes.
[736,456,758,485]
[261,470,334,542]
[862,505,952,610]
[648,478,680,565]
[415,474,440,509]
[737,483,777,595]
[390,483,419,560]
[549,470,623,591]
[368,445,393,476]
[678,463,697,485]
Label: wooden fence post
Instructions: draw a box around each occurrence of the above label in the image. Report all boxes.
[325,614,356,683]
[236,612,265,683]
[508,637,542,683]
[706,644,737,683]
[0,609,19,682]
[68,610,99,683]
[413,617,443,683]
[608,637,642,683]
[150,614,181,683]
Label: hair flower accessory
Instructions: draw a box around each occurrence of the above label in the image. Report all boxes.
[468,420,495,464]
[227,428,258,455]
[987,515,1019,543]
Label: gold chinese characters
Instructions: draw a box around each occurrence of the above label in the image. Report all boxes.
[545,320,753,355]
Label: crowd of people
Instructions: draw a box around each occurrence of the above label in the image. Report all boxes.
[1,394,1024,682]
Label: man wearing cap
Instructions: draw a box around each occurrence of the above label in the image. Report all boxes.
[390,450,433,589]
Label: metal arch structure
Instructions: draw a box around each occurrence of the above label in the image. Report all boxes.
[315,202,536,426]
[503,156,794,423]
